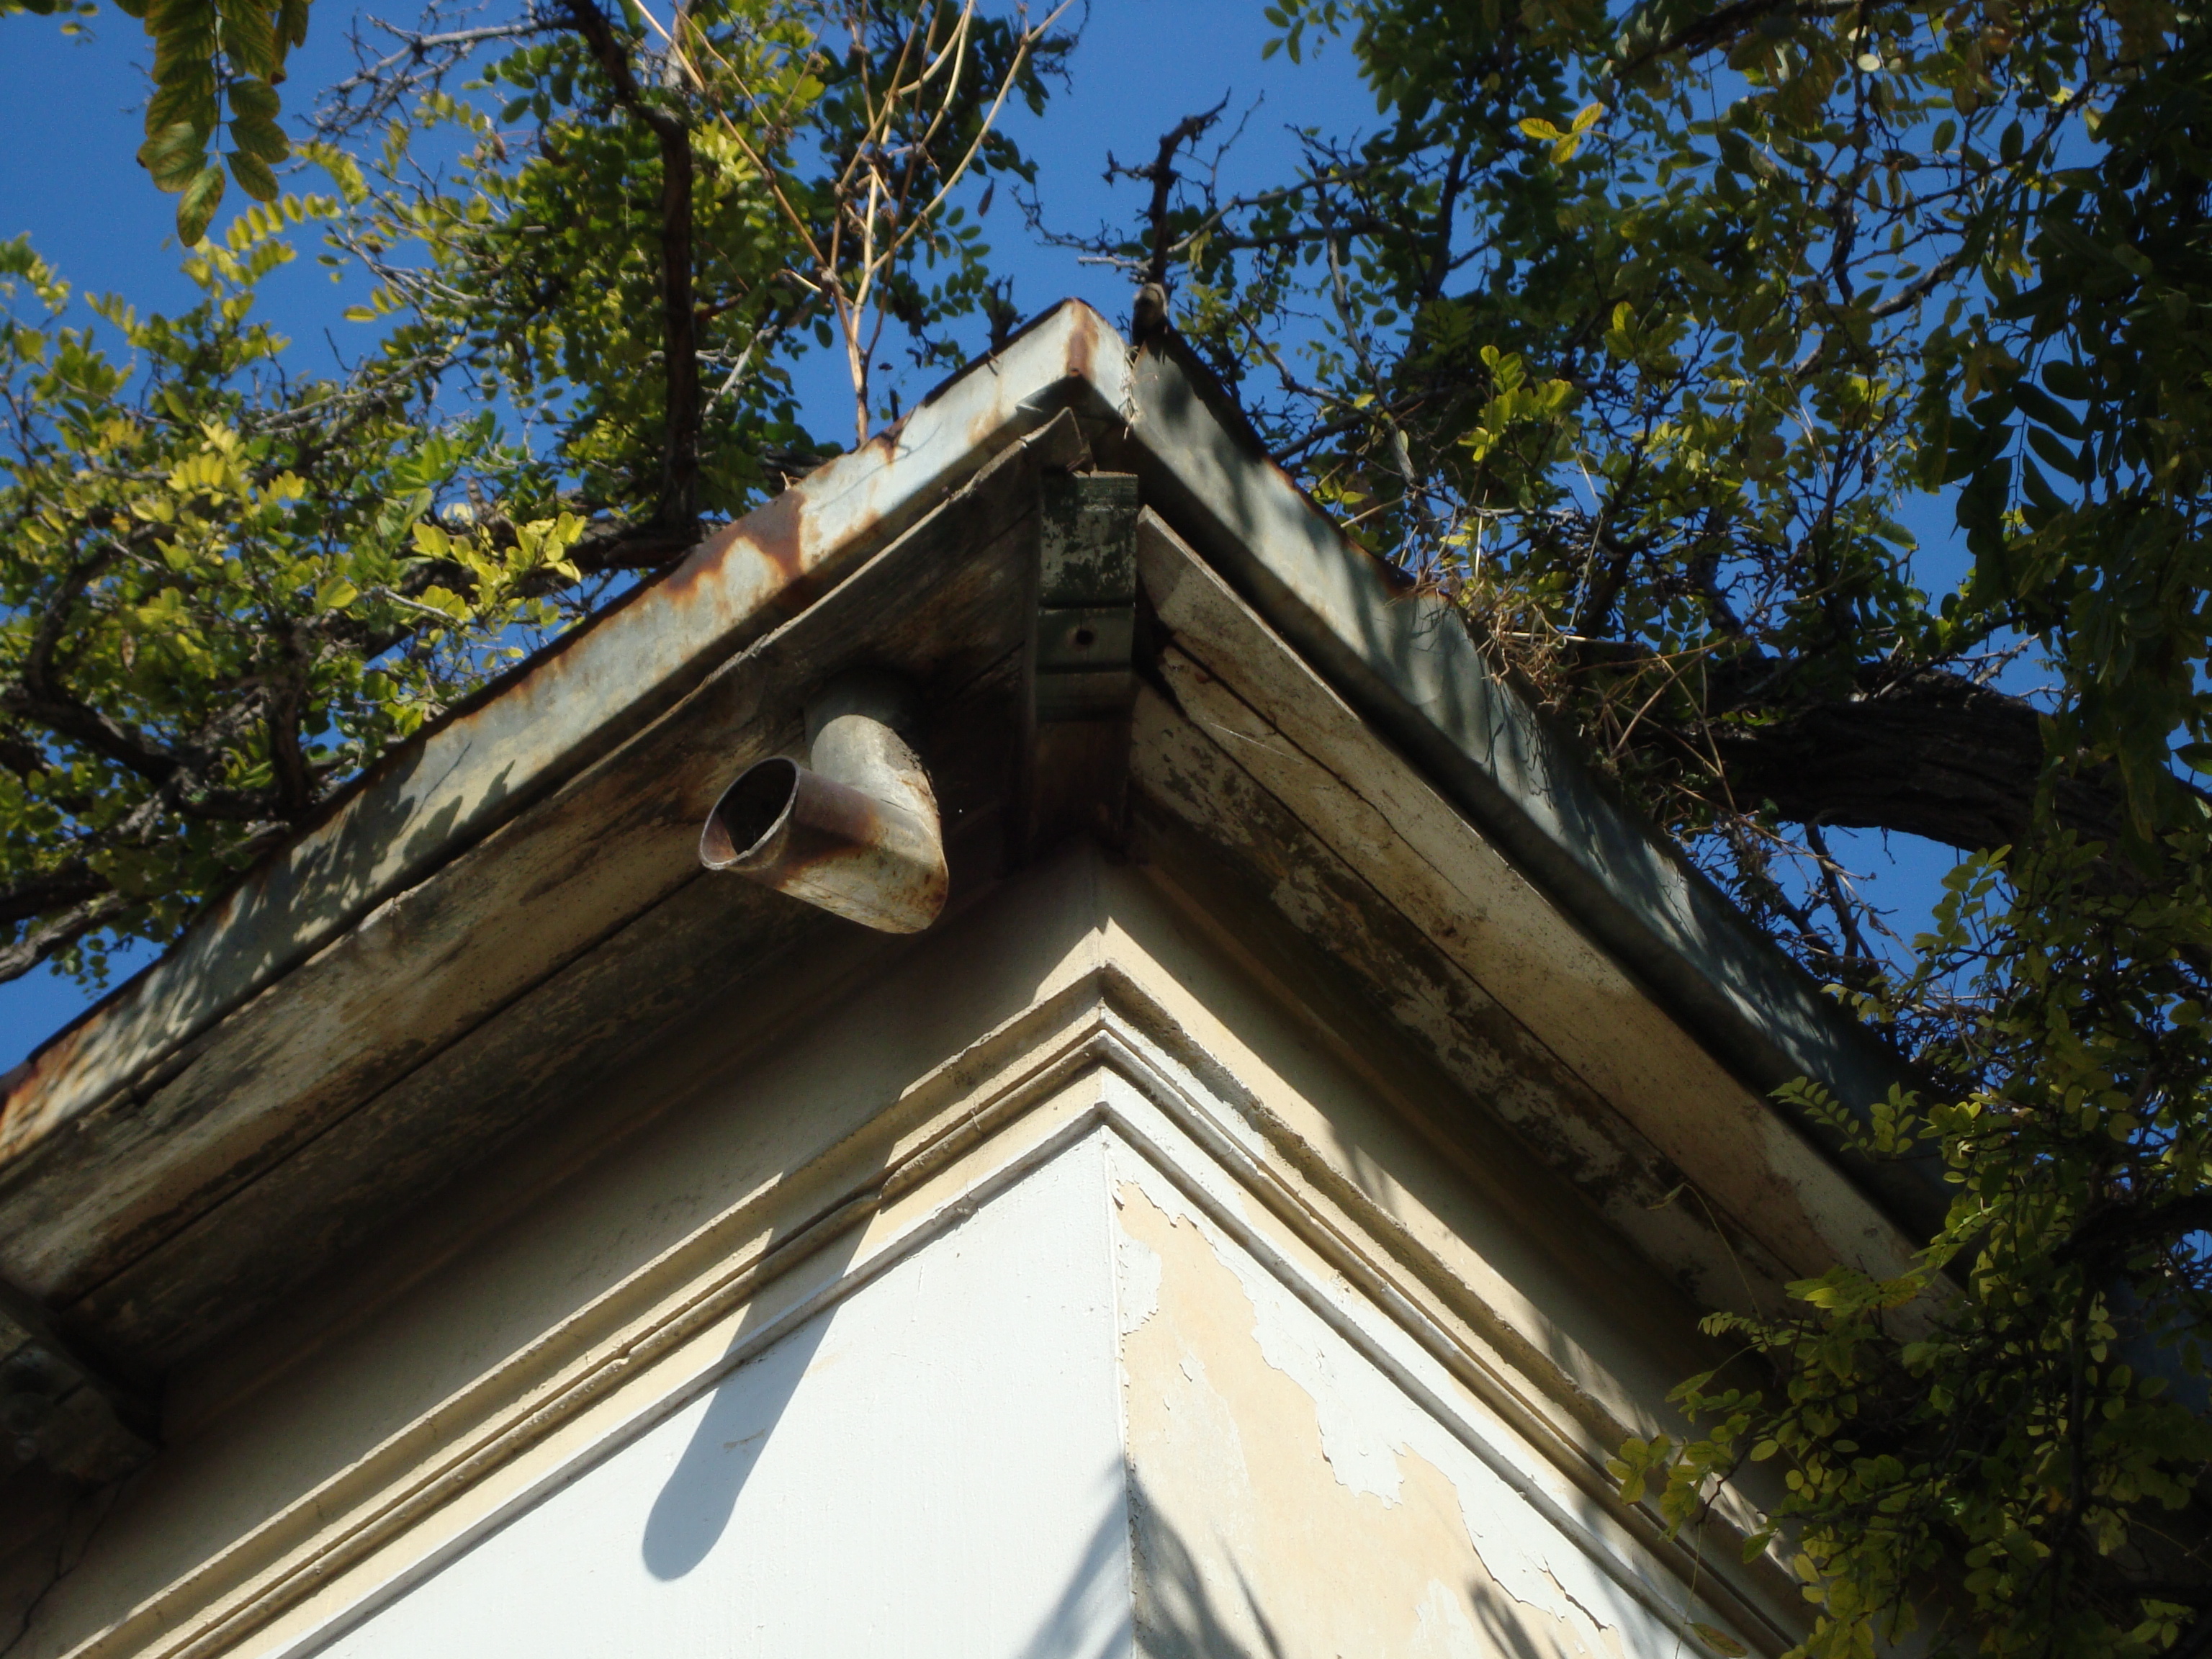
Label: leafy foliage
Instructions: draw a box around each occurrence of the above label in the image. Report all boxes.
[0,222,583,979]
[315,1,827,534]
[117,0,311,244]
[1047,0,2212,1651]
[0,0,1060,986]
[11,0,2212,1644]
[1640,838,2212,1658]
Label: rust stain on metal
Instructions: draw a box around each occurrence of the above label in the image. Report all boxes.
[0,300,1118,1273]
[0,1022,96,1166]
[1065,312,1096,387]
[670,487,812,595]
[0,494,834,1145]
[701,758,945,935]
[700,670,948,935]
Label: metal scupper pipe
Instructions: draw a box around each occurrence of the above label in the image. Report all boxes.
[698,670,948,934]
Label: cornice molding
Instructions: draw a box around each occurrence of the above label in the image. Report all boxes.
[46,958,1795,1659]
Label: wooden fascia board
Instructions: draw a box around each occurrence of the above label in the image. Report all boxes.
[1110,338,1949,1237]
[1133,508,1924,1291]
[0,415,1059,1345]
[1,292,1941,1323]
[0,304,1128,1193]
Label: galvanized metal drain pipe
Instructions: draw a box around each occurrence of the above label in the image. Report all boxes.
[698,670,948,934]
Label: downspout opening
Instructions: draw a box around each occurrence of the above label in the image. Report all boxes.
[698,673,948,935]
[701,757,801,867]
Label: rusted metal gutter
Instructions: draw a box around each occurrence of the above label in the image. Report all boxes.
[0,304,1118,1175]
[699,670,948,934]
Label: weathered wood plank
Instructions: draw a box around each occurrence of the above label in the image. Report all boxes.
[1129,684,1791,1318]
[0,442,1046,1318]
[0,1292,150,1488]
[1136,513,1920,1287]
[1112,345,1935,1228]
[0,315,1118,1210]
[76,876,797,1367]
[79,652,1026,1367]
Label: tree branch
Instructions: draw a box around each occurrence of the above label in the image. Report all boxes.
[1107,99,1228,289]
[2057,1194,2212,1267]
[1,686,181,793]
[563,0,701,535]
[0,863,111,932]
[1693,667,2126,855]
[0,890,130,983]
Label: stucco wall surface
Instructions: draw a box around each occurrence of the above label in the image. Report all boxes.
[292,1137,1131,1659]
[5,848,1791,1659]
[1110,1129,1692,1659]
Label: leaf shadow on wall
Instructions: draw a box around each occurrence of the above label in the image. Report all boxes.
[1124,1465,1616,1659]
[1011,1470,1141,1659]
[637,1226,860,1580]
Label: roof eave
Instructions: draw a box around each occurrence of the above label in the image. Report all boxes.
[1,295,1940,1289]
[0,302,1128,1167]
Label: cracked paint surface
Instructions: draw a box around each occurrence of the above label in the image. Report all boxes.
[1110,1145,1678,1659]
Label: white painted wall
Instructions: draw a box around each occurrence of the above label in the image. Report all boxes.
[17,851,1789,1659]
[283,1105,1720,1659]
[295,1140,1132,1659]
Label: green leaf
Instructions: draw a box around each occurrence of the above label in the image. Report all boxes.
[175,161,225,244]
[2025,424,2089,483]
[2014,382,2085,439]
[212,0,277,78]
[2018,457,2067,516]
[138,120,208,192]
[145,0,214,40]
[2041,359,2094,402]
[229,114,289,164]
[227,148,279,203]
[145,78,215,140]
[226,76,280,121]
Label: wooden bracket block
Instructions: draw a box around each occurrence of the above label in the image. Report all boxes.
[1024,472,1141,853]
[1036,472,1139,721]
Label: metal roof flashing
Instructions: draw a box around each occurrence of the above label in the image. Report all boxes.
[1112,336,1942,1236]
[0,302,1130,1169]
[0,297,1941,1348]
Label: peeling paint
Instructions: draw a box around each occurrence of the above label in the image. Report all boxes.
[1109,1146,1714,1659]
[1111,1161,1405,1505]
[1115,1231,1161,1338]
[1413,1579,1484,1658]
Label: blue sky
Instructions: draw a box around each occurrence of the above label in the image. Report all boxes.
[0,2,1971,1068]
[0,1,1382,1066]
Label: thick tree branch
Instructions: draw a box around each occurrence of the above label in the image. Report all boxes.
[563,0,701,535]
[1107,99,1228,289]
[1694,668,2126,854]
[0,890,130,983]
[0,863,111,932]
[266,660,315,819]
[6,544,189,790]
[1611,0,1856,78]
[0,685,182,793]
[2058,1194,2212,1267]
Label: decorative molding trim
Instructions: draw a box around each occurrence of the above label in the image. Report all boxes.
[55,961,1792,1659]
